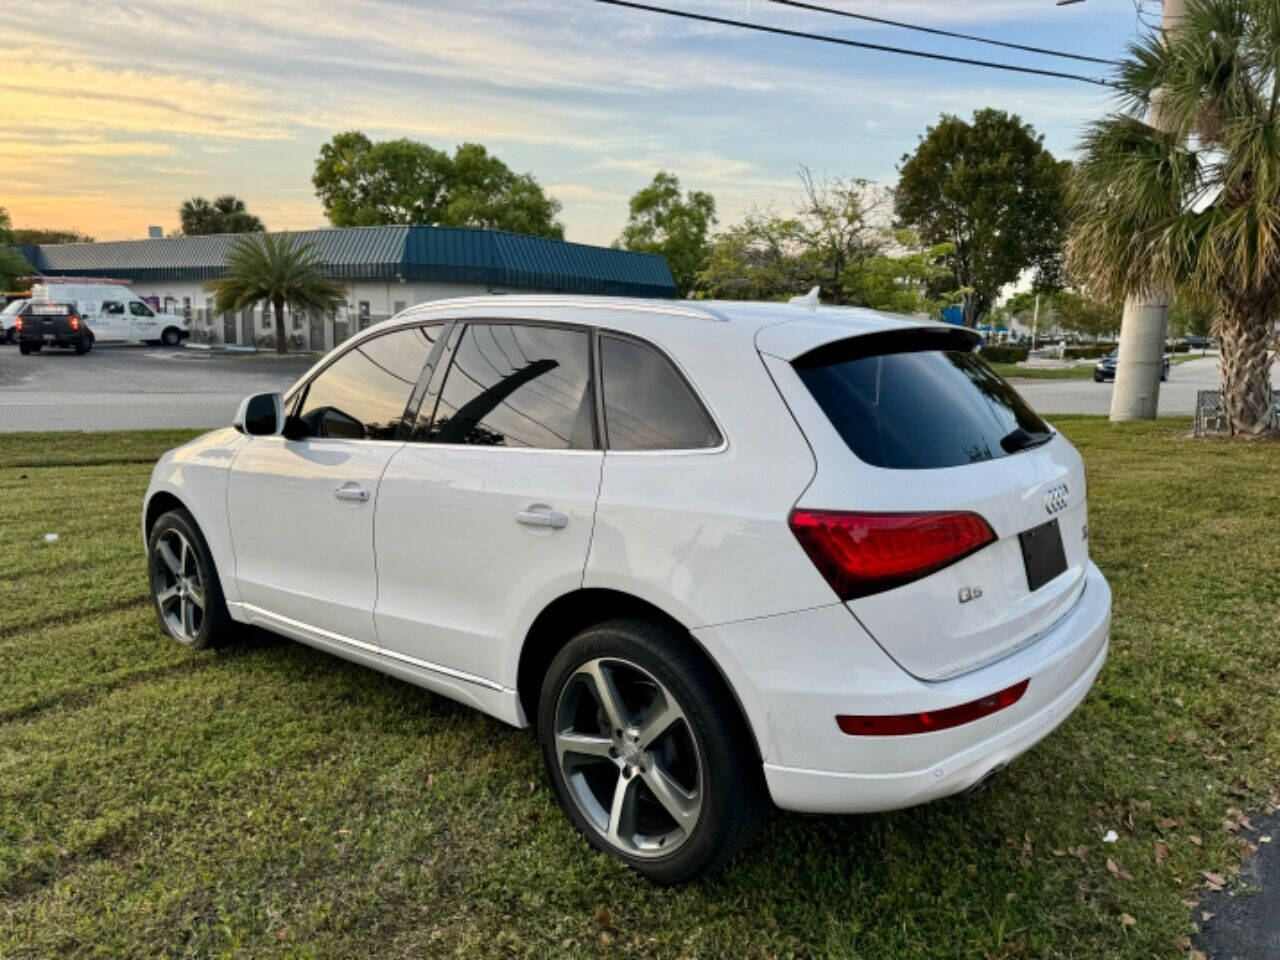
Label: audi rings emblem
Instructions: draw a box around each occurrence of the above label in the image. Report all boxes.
[1043,483,1070,515]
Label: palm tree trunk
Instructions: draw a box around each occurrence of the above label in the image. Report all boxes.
[273,297,287,355]
[1218,301,1274,436]
[1110,293,1168,421]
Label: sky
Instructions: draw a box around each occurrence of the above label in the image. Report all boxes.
[0,0,1150,247]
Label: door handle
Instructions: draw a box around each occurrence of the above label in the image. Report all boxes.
[333,483,371,503]
[515,507,569,529]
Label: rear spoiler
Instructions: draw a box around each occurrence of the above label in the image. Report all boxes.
[792,326,982,370]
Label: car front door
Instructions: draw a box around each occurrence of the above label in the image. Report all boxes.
[374,320,603,689]
[128,300,161,340]
[226,324,439,643]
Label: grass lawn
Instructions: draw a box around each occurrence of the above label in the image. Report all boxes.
[2,421,1277,959]
[988,363,1097,381]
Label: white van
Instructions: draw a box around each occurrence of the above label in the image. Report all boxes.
[29,280,189,346]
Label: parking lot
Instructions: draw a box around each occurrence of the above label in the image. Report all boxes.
[0,344,314,432]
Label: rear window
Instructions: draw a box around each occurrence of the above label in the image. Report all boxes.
[27,303,74,316]
[794,334,1051,470]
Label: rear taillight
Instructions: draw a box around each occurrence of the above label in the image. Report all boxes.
[836,679,1029,736]
[788,510,996,600]
[13,318,22,331]
[70,316,79,331]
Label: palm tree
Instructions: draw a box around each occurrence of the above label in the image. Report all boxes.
[206,233,345,354]
[1070,0,1280,435]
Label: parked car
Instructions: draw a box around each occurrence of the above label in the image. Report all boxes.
[143,297,1111,883]
[1094,352,1169,382]
[1181,335,1212,350]
[0,298,27,342]
[28,280,188,346]
[14,301,94,355]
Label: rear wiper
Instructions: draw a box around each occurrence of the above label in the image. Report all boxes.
[1000,427,1053,454]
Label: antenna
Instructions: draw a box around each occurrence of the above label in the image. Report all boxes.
[789,286,821,310]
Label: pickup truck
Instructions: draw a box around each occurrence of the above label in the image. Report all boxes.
[15,301,94,355]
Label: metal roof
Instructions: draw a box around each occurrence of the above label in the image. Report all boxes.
[13,225,676,297]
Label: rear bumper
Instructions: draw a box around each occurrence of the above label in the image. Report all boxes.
[695,562,1111,814]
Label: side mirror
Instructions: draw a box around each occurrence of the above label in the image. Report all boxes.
[233,392,285,436]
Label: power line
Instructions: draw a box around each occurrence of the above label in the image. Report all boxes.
[590,0,1116,87]
[763,0,1120,66]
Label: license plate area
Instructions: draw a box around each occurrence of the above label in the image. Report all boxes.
[1019,518,1067,592]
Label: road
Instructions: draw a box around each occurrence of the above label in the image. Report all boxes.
[1,345,1275,432]
[1013,354,1280,417]
[0,344,315,432]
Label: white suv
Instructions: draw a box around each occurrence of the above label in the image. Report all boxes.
[143,296,1110,883]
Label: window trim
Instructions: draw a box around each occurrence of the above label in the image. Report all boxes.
[596,329,727,455]
[285,321,446,444]
[411,318,602,452]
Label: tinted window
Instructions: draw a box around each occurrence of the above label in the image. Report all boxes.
[600,335,720,451]
[795,345,1052,470]
[129,301,154,317]
[296,326,435,440]
[426,323,594,449]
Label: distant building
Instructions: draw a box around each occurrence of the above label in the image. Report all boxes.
[14,225,675,351]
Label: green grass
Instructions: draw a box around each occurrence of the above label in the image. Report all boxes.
[989,363,1097,380]
[2,422,1277,959]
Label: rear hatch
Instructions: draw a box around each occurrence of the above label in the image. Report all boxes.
[765,321,1090,682]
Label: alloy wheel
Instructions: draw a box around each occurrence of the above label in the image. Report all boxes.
[554,657,703,858]
[152,528,206,644]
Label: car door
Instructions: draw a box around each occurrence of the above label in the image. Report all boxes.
[226,324,438,643]
[374,320,603,687]
[128,300,161,341]
[93,300,127,341]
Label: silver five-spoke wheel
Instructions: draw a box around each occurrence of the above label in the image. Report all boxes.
[151,528,206,644]
[554,657,703,858]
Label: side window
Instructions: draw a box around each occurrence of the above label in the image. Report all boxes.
[600,335,721,451]
[101,301,124,315]
[425,323,594,449]
[129,301,154,317]
[296,326,436,440]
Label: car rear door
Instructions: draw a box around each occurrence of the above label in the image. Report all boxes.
[226,324,437,643]
[373,320,602,688]
[92,300,127,341]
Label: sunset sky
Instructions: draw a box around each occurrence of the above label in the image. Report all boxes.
[2,0,1140,246]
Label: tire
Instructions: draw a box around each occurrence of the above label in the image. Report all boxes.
[18,342,40,355]
[537,618,767,884]
[74,333,92,355]
[161,327,182,347]
[147,508,234,650]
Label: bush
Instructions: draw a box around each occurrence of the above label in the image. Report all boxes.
[980,345,1029,363]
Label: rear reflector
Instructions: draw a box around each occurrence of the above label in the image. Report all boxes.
[789,510,996,600]
[837,679,1029,736]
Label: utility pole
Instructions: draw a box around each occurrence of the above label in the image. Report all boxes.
[1110,0,1189,420]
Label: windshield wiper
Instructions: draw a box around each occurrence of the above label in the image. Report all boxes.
[999,427,1053,454]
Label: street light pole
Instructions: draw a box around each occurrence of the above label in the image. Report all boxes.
[1109,0,1189,421]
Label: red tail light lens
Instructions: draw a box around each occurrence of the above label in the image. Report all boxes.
[788,510,996,600]
[13,318,22,331]
[837,679,1029,736]
[70,316,79,331]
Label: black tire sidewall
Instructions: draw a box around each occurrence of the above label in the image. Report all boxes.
[537,619,762,884]
[147,508,229,650]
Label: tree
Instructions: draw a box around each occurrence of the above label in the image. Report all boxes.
[1069,0,1280,435]
[0,207,32,292]
[617,172,716,297]
[10,228,93,245]
[205,233,344,354]
[312,132,564,238]
[896,109,1068,326]
[179,195,265,236]
[698,168,890,304]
